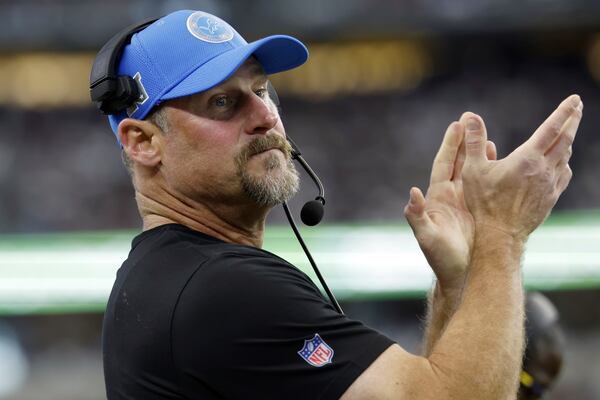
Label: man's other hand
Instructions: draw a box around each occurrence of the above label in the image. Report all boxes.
[404,117,496,292]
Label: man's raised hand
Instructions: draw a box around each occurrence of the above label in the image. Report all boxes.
[461,95,583,241]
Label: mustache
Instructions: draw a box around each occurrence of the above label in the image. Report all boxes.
[238,134,293,163]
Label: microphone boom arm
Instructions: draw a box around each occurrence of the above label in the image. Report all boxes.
[282,202,344,315]
[292,152,325,206]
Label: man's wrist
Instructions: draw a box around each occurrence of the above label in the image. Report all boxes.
[474,221,528,245]
[472,223,526,269]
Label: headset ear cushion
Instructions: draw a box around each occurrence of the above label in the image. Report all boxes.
[97,76,140,115]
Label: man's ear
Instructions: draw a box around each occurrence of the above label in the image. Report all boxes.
[118,118,163,168]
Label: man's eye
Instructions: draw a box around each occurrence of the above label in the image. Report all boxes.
[255,89,267,98]
[214,96,229,107]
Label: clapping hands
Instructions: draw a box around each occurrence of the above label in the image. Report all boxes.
[405,95,583,290]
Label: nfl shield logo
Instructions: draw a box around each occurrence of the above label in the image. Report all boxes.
[297,334,334,367]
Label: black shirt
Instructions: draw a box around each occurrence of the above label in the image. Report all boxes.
[103,224,394,399]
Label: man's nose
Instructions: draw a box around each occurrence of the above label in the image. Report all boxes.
[244,94,278,135]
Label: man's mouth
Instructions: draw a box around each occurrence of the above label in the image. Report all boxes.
[240,134,292,164]
[252,147,284,156]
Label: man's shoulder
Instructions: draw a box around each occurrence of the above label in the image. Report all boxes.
[124,223,307,289]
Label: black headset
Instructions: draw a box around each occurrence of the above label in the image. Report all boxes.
[90,18,158,115]
[89,17,343,314]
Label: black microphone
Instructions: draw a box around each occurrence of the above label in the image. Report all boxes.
[301,199,324,226]
[286,136,326,226]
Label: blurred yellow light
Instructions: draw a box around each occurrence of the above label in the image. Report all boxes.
[587,34,600,84]
[0,53,95,108]
[0,39,432,108]
[270,40,433,98]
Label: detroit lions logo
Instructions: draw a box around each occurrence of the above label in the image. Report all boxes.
[201,18,220,35]
[186,11,234,43]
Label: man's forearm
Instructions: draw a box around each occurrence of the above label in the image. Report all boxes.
[427,228,525,399]
[421,281,463,357]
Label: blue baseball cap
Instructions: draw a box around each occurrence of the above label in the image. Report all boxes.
[108,9,308,138]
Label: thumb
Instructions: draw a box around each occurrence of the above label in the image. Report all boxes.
[464,116,488,165]
[486,140,497,161]
[404,187,430,231]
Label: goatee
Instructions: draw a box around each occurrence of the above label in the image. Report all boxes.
[235,135,300,207]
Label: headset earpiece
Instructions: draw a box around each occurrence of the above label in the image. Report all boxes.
[89,17,158,115]
[92,76,140,115]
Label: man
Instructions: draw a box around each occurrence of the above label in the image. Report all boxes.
[98,9,582,399]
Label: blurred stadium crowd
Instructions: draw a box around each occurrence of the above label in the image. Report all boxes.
[1,1,600,233]
[0,0,600,399]
[0,59,599,232]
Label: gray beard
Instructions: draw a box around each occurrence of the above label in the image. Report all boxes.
[237,151,300,207]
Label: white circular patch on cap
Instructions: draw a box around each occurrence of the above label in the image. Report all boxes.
[186,11,234,43]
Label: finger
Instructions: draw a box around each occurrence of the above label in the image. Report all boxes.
[546,101,583,164]
[459,111,489,139]
[529,94,581,153]
[550,144,573,168]
[404,187,432,231]
[486,140,497,161]
[430,122,464,185]
[453,112,487,180]
[555,164,573,195]
[463,114,488,167]
[452,139,466,181]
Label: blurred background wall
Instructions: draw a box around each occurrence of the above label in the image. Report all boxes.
[0,0,599,398]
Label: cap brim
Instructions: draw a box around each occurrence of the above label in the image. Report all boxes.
[160,35,307,101]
